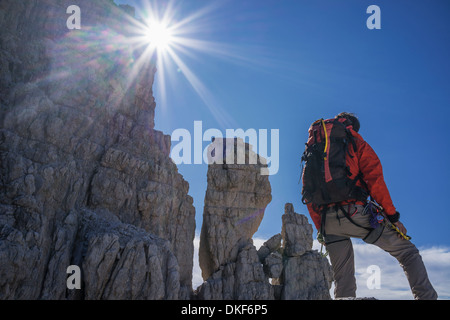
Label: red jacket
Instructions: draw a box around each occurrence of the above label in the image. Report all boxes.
[307,128,397,231]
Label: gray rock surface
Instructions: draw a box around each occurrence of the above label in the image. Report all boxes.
[263,251,283,279]
[257,233,282,262]
[195,242,273,300]
[72,209,180,300]
[259,203,333,300]
[278,204,332,300]
[281,203,313,257]
[281,250,332,300]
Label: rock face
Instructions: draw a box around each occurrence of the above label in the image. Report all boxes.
[280,251,332,300]
[64,209,180,300]
[270,204,333,300]
[0,0,195,299]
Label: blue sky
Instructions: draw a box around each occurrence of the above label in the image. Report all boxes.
[118,0,450,298]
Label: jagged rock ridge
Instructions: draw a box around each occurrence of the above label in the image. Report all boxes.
[0,0,333,300]
[195,138,332,300]
[196,201,333,300]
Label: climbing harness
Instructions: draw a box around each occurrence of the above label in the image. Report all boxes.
[317,199,410,258]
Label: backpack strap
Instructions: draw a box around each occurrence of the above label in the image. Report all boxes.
[321,119,329,159]
[340,126,357,159]
[319,205,329,238]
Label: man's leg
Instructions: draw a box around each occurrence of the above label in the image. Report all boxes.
[326,237,356,298]
[324,205,369,299]
[372,228,438,300]
[324,204,438,299]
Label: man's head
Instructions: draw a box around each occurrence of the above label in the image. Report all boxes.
[335,112,360,132]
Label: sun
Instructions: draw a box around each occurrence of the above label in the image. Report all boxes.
[124,0,242,128]
[145,22,174,51]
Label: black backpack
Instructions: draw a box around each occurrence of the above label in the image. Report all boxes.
[300,118,367,206]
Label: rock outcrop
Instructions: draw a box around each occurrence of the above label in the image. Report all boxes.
[196,200,333,300]
[196,138,273,300]
[199,138,272,281]
[195,138,331,300]
[0,0,195,299]
[263,203,333,300]
[281,203,313,257]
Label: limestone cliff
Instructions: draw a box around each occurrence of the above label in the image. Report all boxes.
[0,0,195,299]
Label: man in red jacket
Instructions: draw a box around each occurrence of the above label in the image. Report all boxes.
[306,112,437,300]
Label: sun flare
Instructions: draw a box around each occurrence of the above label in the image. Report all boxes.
[124,0,242,128]
[145,22,174,51]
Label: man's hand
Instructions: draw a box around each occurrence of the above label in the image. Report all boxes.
[394,221,407,239]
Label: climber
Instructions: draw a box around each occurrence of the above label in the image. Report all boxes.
[301,112,438,300]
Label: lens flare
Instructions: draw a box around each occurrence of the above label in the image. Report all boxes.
[145,22,174,51]
[103,0,271,129]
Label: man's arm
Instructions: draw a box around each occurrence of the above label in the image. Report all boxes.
[355,133,399,222]
[307,202,322,231]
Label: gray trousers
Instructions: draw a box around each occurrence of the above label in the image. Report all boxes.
[323,204,438,300]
